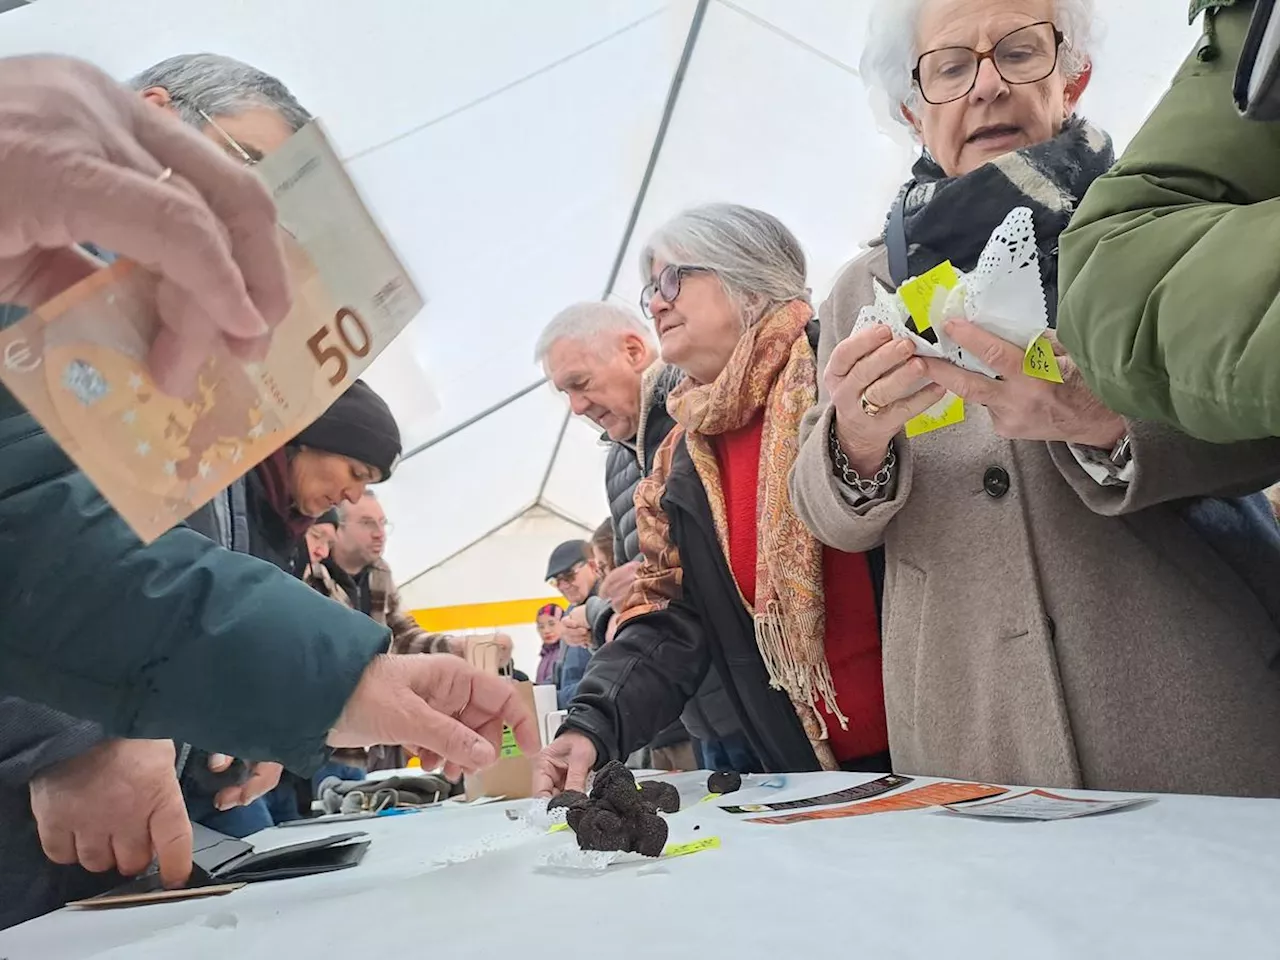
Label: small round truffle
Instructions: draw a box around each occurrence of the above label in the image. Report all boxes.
[637,780,681,814]
[707,771,743,795]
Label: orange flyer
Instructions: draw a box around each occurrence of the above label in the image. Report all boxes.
[746,782,1007,825]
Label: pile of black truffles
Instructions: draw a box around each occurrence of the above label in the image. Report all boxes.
[549,762,680,857]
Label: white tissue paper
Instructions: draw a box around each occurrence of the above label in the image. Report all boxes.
[851,206,1050,379]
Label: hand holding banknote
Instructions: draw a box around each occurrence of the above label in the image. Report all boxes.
[0,54,289,393]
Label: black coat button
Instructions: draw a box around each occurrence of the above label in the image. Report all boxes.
[983,466,1011,499]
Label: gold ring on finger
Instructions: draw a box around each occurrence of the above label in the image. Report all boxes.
[860,392,883,418]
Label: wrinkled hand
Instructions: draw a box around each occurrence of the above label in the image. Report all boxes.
[826,325,947,474]
[532,732,599,797]
[328,654,539,781]
[560,607,592,648]
[29,739,192,888]
[206,754,284,812]
[921,320,1126,447]
[600,560,641,610]
[0,55,290,394]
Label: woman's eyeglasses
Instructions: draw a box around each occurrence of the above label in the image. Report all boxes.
[913,21,1064,106]
[640,264,710,319]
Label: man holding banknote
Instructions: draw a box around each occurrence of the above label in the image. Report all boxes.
[0,50,535,919]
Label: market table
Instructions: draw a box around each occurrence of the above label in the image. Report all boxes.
[3,770,1279,959]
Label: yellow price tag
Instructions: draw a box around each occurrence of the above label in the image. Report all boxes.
[1023,334,1064,383]
[662,836,722,858]
[699,793,722,804]
[898,261,959,333]
[548,823,570,834]
[905,393,965,438]
[499,726,522,759]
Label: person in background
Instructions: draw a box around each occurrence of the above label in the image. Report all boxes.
[186,376,404,831]
[311,489,463,772]
[535,603,565,688]
[0,53,536,921]
[305,508,341,566]
[789,0,1280,798]
[545,540,603,710]
[1057,0,1280,442]
[538,301,753,772]
[534,204,891,796]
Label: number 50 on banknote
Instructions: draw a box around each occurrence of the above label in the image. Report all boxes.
[0,120,424,543]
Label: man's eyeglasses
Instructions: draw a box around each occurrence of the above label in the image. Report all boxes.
[640,264,711,320]
[353,518,393,535]
[913,21,1064,106]
[185,106,263,166]
[548,561,586,589]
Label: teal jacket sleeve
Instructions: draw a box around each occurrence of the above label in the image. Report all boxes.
[1058,1,1280,441]
[0,399,390,776]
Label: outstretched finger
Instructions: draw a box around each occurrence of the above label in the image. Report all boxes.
[396,693,498,773]
[532,754,568,798]
[461,672,541,756]
[564,755,591,795]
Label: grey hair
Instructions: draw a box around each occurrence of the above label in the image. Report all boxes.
[129,53,312,132]
[861,0,1097,127]
[534,301,655,366]
[639,203,808,325]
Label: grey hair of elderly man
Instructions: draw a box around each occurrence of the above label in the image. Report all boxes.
[860,0,1096,124]
[130,53,311,161]
[130,53,310,127]
[535,302,658,443]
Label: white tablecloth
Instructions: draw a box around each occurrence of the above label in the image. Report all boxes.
[4,771,1279,959]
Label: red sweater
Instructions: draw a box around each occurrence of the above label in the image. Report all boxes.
[711,416,888,763]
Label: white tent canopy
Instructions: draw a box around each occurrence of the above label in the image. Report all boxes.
[0,0,1198,668]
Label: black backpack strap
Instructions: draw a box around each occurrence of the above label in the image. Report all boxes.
[886,185,912,287]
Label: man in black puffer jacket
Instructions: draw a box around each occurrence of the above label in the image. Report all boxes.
[538,302,761,773]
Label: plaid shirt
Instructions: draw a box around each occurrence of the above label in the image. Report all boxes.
[307,558,453,655]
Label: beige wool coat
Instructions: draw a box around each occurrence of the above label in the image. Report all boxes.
[790,243,1280,798]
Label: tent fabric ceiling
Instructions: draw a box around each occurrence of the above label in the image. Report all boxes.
[0,0,1199,596]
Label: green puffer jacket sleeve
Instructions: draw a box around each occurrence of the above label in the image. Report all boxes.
[0,388,391,776]
[1058,1,1280,442]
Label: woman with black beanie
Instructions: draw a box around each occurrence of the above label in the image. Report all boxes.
[183,378,403,835]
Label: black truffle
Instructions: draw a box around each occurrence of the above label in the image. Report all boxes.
[547,789,588,813]
[637,780,681,814]
[707,771,742,795]
[562,761,672,857]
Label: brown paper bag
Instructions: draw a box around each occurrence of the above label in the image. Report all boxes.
[463,636,536,801]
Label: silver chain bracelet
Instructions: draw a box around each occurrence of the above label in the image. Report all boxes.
[828,417,896,499]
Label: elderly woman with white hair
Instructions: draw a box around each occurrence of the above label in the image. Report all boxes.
[790,0,1280,797]
[534,203,891,793]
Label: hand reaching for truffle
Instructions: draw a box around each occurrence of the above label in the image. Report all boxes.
[532,731,598,797]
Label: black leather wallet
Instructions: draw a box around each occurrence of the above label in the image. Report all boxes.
[102,823,371,896]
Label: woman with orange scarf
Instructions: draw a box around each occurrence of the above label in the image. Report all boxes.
[534,204,888,793]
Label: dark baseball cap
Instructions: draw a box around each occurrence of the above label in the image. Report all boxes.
[546,540,590,581]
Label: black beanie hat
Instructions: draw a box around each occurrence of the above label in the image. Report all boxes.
[315,507,341,527]
[294,379,401,481]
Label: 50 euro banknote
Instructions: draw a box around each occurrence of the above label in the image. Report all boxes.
[0,120,423,543]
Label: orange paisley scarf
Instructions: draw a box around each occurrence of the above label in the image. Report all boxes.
[667,299,844,770]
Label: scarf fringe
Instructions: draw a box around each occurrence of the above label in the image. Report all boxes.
[755,600,849,735]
